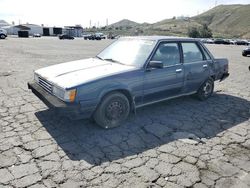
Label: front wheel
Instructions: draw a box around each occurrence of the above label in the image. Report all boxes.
[0,34,6,39]
[196,78,214,101]
[93,92,130,129]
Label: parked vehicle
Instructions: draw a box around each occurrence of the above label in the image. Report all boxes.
[223,39,231,45]
[235,40,249,45]
[84,33,105,40]
[59,34,74,40]
[95,33,105,39]
[214,39,231,45]
[33,33,41,37]
[0,29,7,39]
[205,39,214,44]
[229,39,236,45]
[28,36,229,129]
[242,46,250,56]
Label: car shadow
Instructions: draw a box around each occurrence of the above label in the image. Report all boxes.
[35,93,250,165]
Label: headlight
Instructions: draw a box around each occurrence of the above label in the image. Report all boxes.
[52,86,65,99]
[53,86,76,102]
[34,73,39,83]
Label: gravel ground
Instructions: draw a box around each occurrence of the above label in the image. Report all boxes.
[0,37,250,188]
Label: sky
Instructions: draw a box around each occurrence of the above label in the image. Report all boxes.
[0,0,249,27]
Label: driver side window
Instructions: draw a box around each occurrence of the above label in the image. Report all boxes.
[151,42,180,67]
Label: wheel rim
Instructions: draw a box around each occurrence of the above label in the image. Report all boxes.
[0,35,4,39]
[203,81,212,96]
[105,100,124,121]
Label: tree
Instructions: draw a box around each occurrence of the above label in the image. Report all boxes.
[188,27,200,38]
[199,24,213,38]
[187,24,213,38]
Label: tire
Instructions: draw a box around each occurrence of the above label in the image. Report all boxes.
[196,78,214,101]
[0,34,6,39]
[94,92,130,129]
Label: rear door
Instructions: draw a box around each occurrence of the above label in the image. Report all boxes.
[143,42,184,104]
[181,42,210,93]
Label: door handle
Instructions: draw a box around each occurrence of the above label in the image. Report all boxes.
[203,64,208,68]
[176,69,182,73]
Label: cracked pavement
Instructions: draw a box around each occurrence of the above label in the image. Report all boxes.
[0,37,250,188]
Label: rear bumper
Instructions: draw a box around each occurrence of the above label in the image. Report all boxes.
[28,82,92,119]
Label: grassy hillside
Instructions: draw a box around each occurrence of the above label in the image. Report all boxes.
[144,18,201,36]
[109,19,139,28]
[193,4,250,38]
[104,4,250,38]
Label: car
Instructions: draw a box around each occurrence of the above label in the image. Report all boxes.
[84,33,105,40]
[242,46,250,56]
[33,33,41,37]
[95,33,106,39]
[59,34,74,40]
[83,34,92,40]
[229,39,236,45]
[205,39,214,44]
[214,39,230,45]
[28,36,229,129]
[84,34,95,40]
[0,29,7,39]
[235,40,249,45]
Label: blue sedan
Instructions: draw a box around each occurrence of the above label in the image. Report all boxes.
[28,36,229,128]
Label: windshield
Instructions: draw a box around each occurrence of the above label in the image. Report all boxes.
[97,38,156,67]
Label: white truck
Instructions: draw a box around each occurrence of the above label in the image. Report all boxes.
[0,29,7,39]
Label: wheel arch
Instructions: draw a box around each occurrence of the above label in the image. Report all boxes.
[96,88,135,113]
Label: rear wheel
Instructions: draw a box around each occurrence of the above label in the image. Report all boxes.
[0,34,6,39]
[94,92,130,129]
[196,78,214,101]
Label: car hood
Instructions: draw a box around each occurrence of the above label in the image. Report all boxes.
[35,58,137,89]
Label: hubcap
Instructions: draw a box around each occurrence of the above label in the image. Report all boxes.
[203,82,212,96]
[106,101,124,120]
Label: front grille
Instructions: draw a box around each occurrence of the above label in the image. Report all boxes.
[38,76,53,94]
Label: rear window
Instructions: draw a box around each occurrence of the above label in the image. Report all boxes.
[182,43,204,63]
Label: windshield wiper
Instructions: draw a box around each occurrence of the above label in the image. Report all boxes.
[103,58,125,65]
[95,56,104,60]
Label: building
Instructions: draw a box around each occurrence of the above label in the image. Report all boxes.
[64,25,83,37]
[2,24,63,36]
[43,27,63,36]
[2,24,43,35]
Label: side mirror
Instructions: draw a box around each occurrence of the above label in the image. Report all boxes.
[148,61,163,69]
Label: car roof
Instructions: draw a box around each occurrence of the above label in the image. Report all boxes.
[120,36,198,42]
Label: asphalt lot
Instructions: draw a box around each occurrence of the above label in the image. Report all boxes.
[0,37,250,188]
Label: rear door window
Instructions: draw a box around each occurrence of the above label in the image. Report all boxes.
[182,43,204,63]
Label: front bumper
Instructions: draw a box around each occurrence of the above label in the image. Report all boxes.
[28,82,84,119]
[219,72,229,82]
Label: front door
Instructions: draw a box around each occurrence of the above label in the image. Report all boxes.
[143,42,184,104]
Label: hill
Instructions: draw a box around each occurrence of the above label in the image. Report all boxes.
[0,20,10,28]
[109,19,139,28]
[193,4,250,38]
[103,4,250,38]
